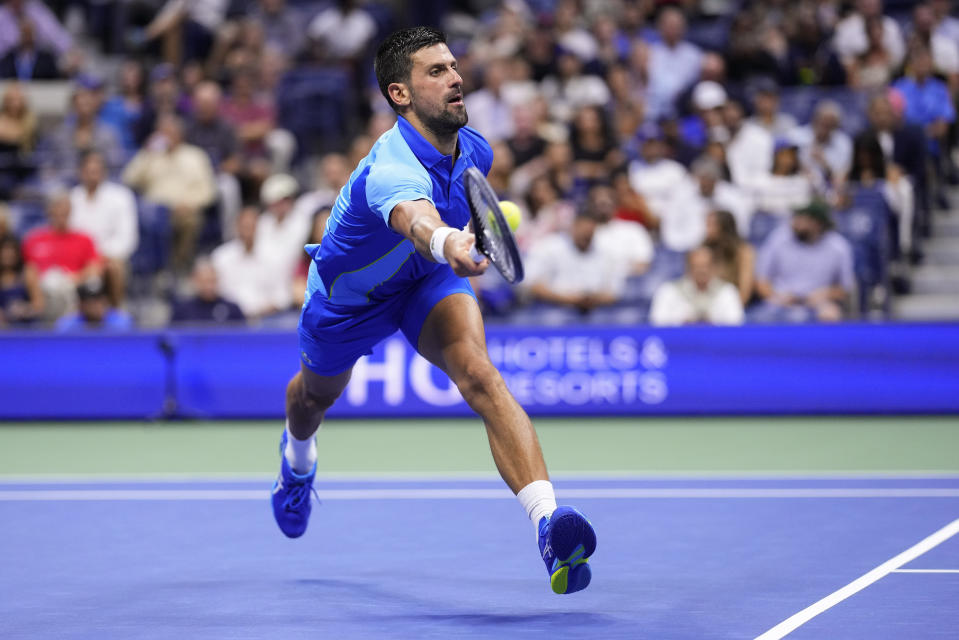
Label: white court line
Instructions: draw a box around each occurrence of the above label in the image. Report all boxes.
[2,487,959,501]
[891,569,959,574]
[2,471,958,484]
[755,518,959,640]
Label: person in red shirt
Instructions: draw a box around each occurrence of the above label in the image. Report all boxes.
[22,191,103,320]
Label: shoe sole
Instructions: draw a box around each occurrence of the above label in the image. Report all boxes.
[547,507,596,594]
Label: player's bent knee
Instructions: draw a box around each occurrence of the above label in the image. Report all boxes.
[286,373,337,416]
[452,360,505,404]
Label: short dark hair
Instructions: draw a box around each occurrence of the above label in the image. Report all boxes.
[79,149,104,168]
[374,27,447,112]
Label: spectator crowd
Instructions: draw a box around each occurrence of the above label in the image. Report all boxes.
[0,0,956,331]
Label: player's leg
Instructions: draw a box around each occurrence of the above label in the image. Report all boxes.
[413,292,596,594]
[417,292,547,493]
[273,272,404,538]
[272,364,351,539]
[285,364,352,465]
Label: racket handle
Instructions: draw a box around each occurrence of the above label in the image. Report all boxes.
[469,245,483,263]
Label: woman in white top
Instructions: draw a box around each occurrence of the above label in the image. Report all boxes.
[750,141,815,217]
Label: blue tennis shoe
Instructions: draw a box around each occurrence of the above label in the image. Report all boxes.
[538,506,596,594]
[271,430,316,538]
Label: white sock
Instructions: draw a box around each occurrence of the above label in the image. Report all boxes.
[284,422,317,474]
[517,480,557,532]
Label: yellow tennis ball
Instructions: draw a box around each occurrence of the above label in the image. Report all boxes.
[499,200,522,232]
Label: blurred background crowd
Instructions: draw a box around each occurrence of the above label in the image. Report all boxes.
[0,0,957,331]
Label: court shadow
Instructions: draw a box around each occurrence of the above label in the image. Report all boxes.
[294,579,618,630]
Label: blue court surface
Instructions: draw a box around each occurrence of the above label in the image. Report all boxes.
[1,475,958,639]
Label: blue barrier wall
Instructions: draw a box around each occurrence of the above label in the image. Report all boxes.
[0,332,168,419]
[2,324,958,419]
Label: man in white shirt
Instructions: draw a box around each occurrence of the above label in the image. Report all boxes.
[211,206,284,318]
[628,126,703,251]
[524,211,627,318]
[833,0,906,68]
[587,183,654,275]
[649,246,744,326]
[70,151,138,307]
[724,99,775,188]
[255,173,313,313]
[790,100,853,186]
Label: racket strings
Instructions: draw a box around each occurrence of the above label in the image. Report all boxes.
[464,168,523,283]
[470,186,507,262]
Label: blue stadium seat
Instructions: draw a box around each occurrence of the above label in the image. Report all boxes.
[834,184,892,317]
[277,67,355,161]
[749,211,786,247]
[685,16,733,51]
[129,200,171,277]
[11,200,45,238]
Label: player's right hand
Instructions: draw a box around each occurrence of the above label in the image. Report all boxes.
[445,230,488,277]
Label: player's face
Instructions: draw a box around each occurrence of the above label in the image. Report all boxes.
[406,43,467,136]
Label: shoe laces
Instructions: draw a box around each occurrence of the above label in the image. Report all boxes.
[283,478,318,511]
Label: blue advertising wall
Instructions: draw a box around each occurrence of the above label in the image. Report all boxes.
[1,324,958,419]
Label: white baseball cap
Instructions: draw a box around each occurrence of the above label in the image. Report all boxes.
[692,81,728,111]
[260,173,299,205]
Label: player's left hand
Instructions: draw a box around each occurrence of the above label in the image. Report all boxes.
[445,230,489,277]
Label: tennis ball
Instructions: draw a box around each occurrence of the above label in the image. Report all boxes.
[499,200,522,232]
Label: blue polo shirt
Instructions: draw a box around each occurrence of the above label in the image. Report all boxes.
[306,116,493,307]
[892,76,956,156]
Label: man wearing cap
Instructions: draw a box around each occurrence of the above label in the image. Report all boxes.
[256,173,313,314]
[754,200,855,323]
[685,80,728,149]
[55,276,133,331]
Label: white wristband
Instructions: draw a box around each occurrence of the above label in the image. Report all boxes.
[430,226,456,264]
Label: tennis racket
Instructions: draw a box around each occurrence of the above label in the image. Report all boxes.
[463,166,524,284]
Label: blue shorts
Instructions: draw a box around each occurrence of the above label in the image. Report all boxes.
[298,262,475,376]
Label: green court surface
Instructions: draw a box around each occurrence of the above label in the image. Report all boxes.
[1,416,957,476]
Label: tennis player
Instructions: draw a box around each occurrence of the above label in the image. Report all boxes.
[271,27,596,594]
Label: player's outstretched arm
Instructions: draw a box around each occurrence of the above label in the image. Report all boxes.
[389,199,488,277]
